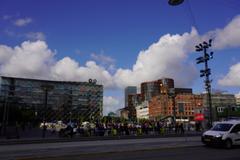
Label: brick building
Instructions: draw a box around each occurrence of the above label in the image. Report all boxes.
[149,93,203,122]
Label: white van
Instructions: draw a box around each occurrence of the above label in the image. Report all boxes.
[201,120,240,149]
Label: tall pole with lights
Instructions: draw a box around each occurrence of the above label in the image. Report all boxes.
[41,84,54,138]
[195,39,214,127]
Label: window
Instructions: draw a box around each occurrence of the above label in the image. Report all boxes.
[212,123,233,131]
[231,124,240,133]
[217,107,224,113]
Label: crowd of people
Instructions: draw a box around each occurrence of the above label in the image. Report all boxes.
[0,119,202,139]
[56,120,196,138]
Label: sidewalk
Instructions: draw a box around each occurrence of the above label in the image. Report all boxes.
[0,130,203,145]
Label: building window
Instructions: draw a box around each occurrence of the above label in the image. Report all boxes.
[217,107,224,113]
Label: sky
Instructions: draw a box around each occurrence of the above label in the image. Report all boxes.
[1,0,240,114]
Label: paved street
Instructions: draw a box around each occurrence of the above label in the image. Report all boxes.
[0,136,201,160]
[1,136,239,160]
[36,146,240,160]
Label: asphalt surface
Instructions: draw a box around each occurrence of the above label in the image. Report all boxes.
[0,136,201,160]
[35,146,240,160]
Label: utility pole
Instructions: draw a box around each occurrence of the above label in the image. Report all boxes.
[41,84,54,138]
[168,88,176,128]
[195,39,214,128]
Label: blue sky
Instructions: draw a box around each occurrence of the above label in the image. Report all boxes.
[1,0,240,114]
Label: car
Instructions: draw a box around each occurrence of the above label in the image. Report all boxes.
[39,121,67,132]
[202,120,240,149]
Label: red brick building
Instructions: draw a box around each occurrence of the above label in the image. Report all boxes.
[149,93,203,121]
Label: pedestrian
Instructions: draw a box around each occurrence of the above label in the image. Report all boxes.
[175,123,179,134]
[180,123,184,134]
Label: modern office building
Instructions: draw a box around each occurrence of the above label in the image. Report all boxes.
[0,76,103,126]
[141,78,174,101]
[202,93,236,121]
[127,94,142,119]
[124,86,137,107]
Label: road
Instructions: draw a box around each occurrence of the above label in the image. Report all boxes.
[37,146,240,160]
[0,136,239,160]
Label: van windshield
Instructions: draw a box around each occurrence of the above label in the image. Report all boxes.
[212,123,233,131]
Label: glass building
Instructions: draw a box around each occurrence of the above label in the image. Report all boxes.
[0,76,103,126]
[124,86,137,107]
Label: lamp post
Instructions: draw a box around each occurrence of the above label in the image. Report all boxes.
[41,84,54,138]
[195,39,214,128]
[168,0,184,6]
[168,88,176,128]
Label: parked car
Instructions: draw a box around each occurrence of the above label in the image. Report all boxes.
[40,121,67,132]
[202,120,240,149]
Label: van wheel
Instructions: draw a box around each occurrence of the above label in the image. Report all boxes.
[225,139,232,149]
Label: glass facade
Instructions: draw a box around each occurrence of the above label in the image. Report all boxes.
[0,76,103,125]
[124,86,137,107]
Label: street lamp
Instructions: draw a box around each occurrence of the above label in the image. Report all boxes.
[195,39,214,127]
[41,84,54,138]
[168,88,176,127]
[168,0,184,6]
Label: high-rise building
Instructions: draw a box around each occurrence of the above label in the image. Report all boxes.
[124,86,137,107]
[141,78,174,101]
[0,76,103,125]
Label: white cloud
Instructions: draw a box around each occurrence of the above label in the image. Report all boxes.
[51,59,114,88]
[0,41,114,88]
[213,15,240,87]
[0,41,54,79]
[14,17,32,27]
[113,27,200,88]
[1,14,240,92]
[91,53,115,65]
[218,62,240,86]
[212,15,240,50]
[103,96,122,115]
[90,53,116,73]
[25,32,46,41]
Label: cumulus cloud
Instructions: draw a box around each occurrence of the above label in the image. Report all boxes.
[103,96,121,115]
[25,32,46,41]
[91,53,116,73]
[113,27,200,88]
[0,41,54,79]
[14,17,32,27]
[212,15,240,50]
[91,53,115,65]
[0,41,114,88]
[1,14,240,91]
[212,15,240,87]
[218,62,240,86]
[51,59,114,87]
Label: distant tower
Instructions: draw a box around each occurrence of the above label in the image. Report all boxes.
[125,86,137,107]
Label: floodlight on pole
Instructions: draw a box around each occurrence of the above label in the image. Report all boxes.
[168,0,184,6]
[195,39,214,128]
